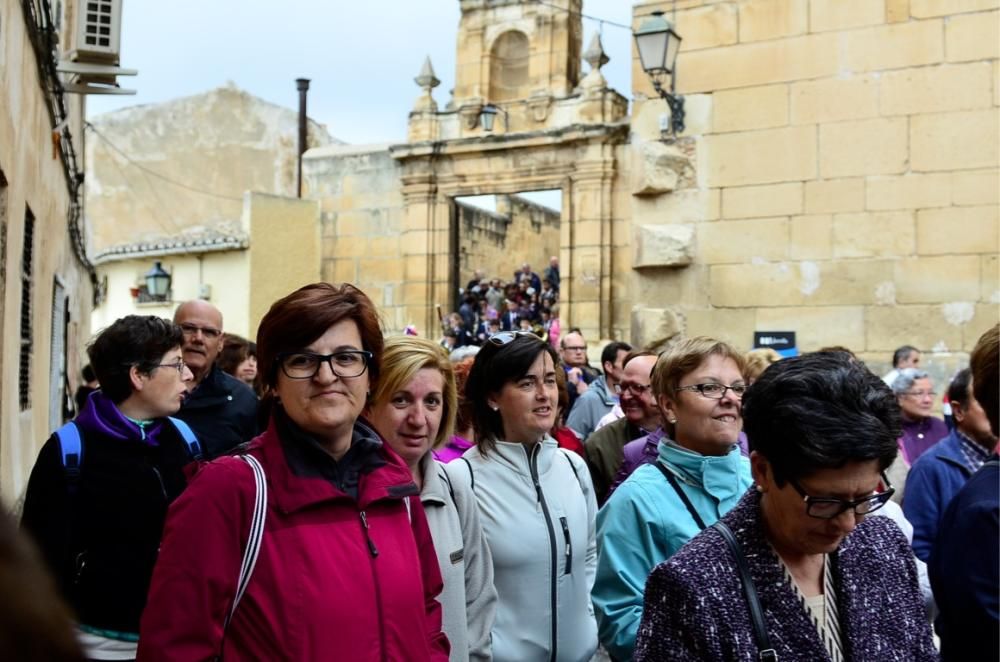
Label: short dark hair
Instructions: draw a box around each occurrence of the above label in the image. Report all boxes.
[466,333,558,454]
[892,345,919,367]
[743,351,901,486]
[81,364,96,383]
[601,342,632,370]
[947,368,972,408]
[87,316,184,404]
[256,282,383,396]
[971,324,999,435]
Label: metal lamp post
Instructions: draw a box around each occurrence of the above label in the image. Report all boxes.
[634,11,685,135]
[144,261,171,301]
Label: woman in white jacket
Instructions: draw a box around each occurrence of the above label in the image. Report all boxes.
[452,331,598,662]
[368,336,498,662]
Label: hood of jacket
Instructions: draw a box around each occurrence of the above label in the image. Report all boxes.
[658,439,749,513]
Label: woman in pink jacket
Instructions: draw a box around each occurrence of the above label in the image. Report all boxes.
[138,283,449,661]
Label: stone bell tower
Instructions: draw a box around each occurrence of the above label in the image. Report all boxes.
[451,0,583,126]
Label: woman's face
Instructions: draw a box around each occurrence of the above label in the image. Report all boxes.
[236,355,257,384]
[134,346,193,418]
[370,368,445,470]
[490,350,558,444]
[754,454,883,556]
[275,319,370,454]
[661,354,744,456]
[898,377,934,419]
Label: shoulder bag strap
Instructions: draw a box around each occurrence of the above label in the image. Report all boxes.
[655,462,707,530]
[712,521,778,662]
[167,416,203,460]
[223,455,267,632]
[459,456,475,491]
[559,448,586,498]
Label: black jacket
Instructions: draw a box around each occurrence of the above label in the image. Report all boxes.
[21,424,195,634]
[174,365,258,459]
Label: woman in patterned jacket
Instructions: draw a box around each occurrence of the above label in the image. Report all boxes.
[635,351,938,661]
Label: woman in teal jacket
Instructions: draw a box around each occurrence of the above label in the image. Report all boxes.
[593,337,753,661]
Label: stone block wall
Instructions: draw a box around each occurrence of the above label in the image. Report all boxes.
[630,0,999,384]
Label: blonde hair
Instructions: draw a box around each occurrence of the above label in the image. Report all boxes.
[651,336,747,400]
[744,348,782,382]
[370,336,457,449]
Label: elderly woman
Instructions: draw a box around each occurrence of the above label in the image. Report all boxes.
[892,368,949,465]
[22,316,195,660]
[635,351,937,661]
[593,336,753,660]
[138,283,448,661]
[452,332,598,662]
[367,336,497,662]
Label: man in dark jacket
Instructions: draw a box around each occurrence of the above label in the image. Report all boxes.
[930,324,999,662]
[173,300,257,458]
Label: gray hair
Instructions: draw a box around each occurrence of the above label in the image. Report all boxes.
[891,368,930,395]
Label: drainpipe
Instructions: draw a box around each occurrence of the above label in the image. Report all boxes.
[296,78,310,198]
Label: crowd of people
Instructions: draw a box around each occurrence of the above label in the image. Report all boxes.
[6,277,998,662]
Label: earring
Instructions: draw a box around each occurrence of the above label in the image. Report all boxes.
[491,405,499,412]
[668,418,677,424]
[755,484,764,493]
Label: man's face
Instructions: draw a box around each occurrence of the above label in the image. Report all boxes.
[522,264,531,274]
[956,379,999,450]
[561,333,587,367]
[619,355,660,430]
[174,302,224,382]
[899,350,921,369]
[603,349,629,386]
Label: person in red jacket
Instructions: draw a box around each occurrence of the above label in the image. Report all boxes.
[138,283,449,661]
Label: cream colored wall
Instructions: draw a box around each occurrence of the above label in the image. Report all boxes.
[246,192,321,338]
[0,0,94,505]
[630,0,999,383]
[92,250,251,338]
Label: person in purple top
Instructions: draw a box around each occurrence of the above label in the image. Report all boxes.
[891,368,949,465]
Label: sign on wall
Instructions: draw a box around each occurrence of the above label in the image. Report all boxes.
[753,331,798,358]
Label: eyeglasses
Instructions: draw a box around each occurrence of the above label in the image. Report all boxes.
[277,350,373,379]
[902,390,936,398]
[615,382,651,396]
[156,360,188,375]
[562,345,587,351]
[788,473,895,520]
[179,323,222,340]
[675,382,748,399]
[488,331,539,346]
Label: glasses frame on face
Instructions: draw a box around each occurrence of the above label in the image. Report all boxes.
[902,389,937,399]
[155,360,188,376]
[277,350,373,380]
[674,382,748,399]
[787,472,895,520]
[615,382,652,397]
[179,323,222,340]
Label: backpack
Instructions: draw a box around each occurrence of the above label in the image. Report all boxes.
[54,417,203,494]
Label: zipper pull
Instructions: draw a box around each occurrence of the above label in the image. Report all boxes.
[359,511,379,558]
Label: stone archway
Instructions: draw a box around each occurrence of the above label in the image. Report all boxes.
[390,123,628,342]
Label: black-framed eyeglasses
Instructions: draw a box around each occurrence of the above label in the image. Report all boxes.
[277,350,373,380]
[156,360,188,375]
[675,382,748,399]
[488,331,539,346]
[788,473,895,520]
[179,323,222,340]
[615,382,652,396]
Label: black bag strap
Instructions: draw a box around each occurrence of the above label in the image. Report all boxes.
[655,462,706,530]
[712,521,778,662]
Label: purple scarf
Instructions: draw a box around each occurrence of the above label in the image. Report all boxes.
[74,390,169,447]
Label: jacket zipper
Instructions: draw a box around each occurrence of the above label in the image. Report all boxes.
[528,444,559,662]
[360,510,388,662]
[559,516,572,574]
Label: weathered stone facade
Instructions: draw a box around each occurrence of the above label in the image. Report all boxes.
[629,0,999,383]
[0,0,96,503]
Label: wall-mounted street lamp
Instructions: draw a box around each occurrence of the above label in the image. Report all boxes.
[634,11,685,135]
[143,261,171,302]
[480,103,509,132]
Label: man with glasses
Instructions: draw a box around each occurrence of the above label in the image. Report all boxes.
[560,331,599,409]
[172,300,258,458]
[567,341,631,442]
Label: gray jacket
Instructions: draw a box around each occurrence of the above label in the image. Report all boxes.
[421,454,497,662]
[455,438,598,662]
[566,376,615,442]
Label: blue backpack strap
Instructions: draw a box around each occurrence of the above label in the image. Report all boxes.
[167,417,203,460]
[55,422,83,494]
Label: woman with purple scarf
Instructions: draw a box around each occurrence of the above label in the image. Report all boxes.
[21,315,194,661]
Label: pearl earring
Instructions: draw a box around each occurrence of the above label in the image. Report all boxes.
[668,418,677,424]
[755,484,764,493]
